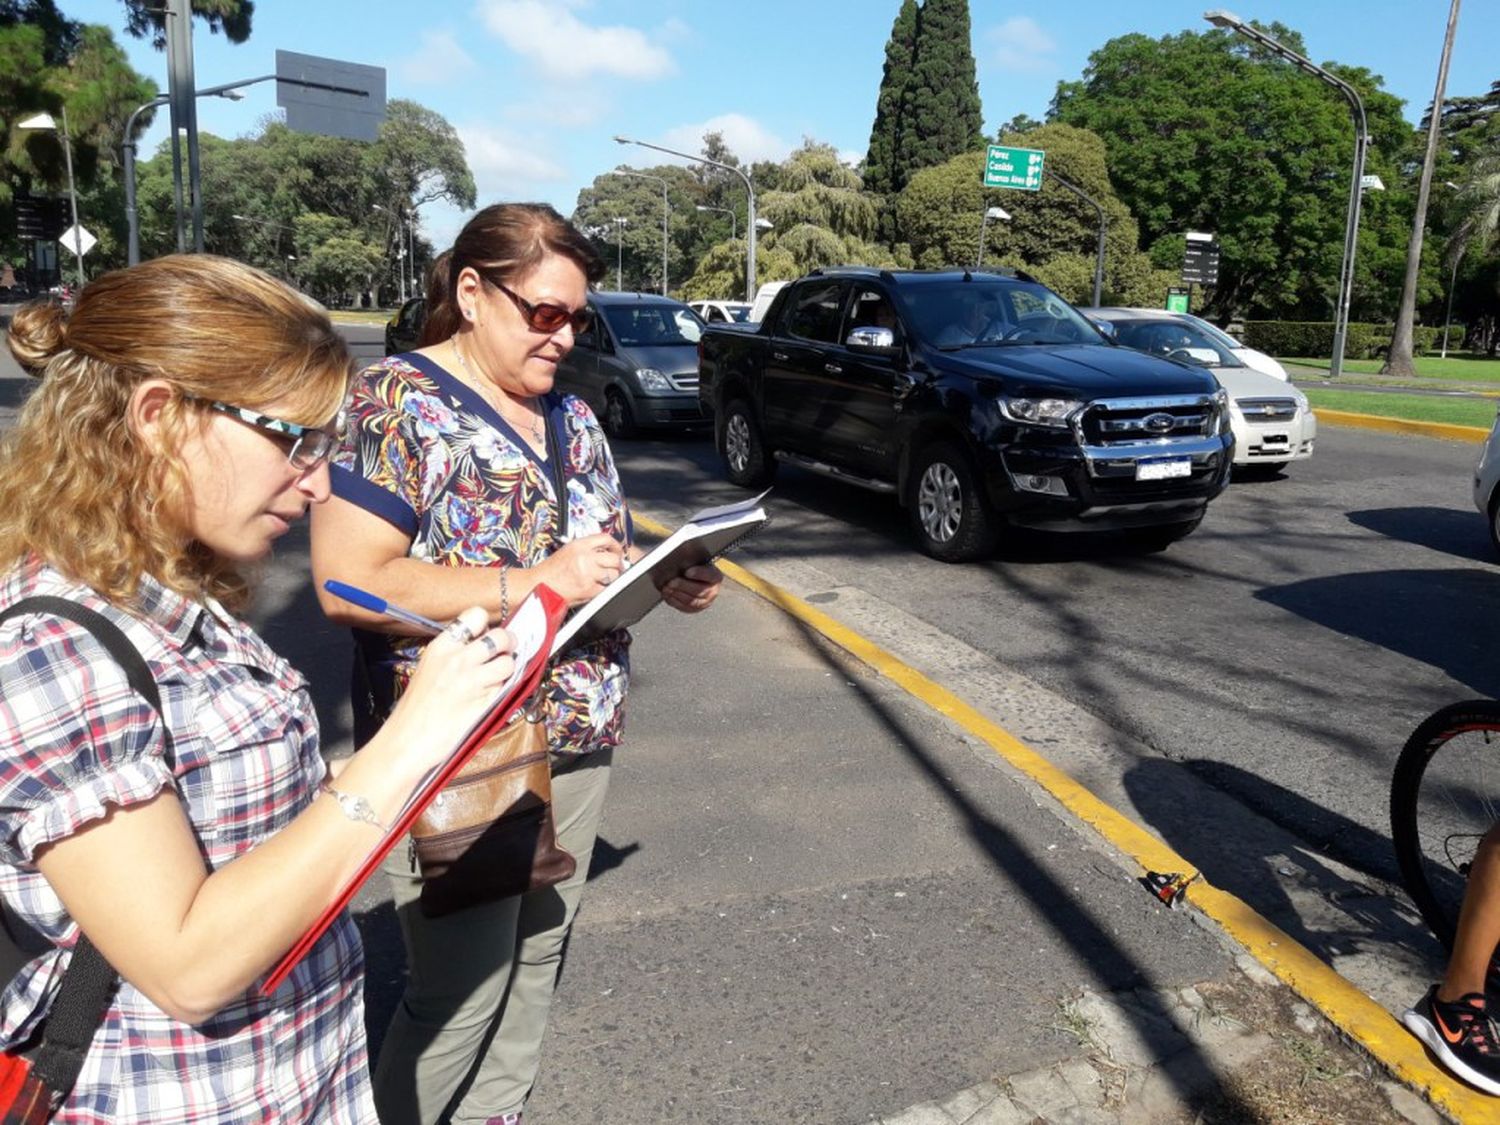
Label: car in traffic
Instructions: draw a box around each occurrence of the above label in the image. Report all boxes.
[1089,308,1314,475]
[1473,410,1500,558]
[1091,308,1289,381]
[688,299,752,325]
[698,267,1236,561]
[385,296,426,355]
[552,291,708,439]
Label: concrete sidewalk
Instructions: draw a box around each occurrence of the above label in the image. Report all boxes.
[492,582,1435,1125]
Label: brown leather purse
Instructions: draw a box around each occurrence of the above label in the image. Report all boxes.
[409,699,576,918]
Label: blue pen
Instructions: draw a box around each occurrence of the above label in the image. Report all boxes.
[324,580,447,635]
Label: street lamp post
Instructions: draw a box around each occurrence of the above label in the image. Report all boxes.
[613,217,629,291]
[123,83,247,265]
[1042,169,1108,306]
[615,135,757,302]
[695,204,736,241]
[975,205,1011,268]
[1205,9,1369,379]
[612,169,670,295]
[18,109,84,291]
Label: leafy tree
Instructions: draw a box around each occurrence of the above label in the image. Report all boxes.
[121,0,252,47]
[2,11,154,272]
[1051,25,1412,320]
[900,0,983,178]
[863,0,918,210]
[571,162,699,294]
[757,140,878,243]
[675,139,908,299]
[994,113,1042,139]
[133,98,473,304]
[894,122,1171,305]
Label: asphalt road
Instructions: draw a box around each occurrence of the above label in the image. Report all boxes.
[597,390,1491,1016]
[0,320,1480,1115]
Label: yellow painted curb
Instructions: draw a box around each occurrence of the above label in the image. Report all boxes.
[1315,407,1489,444]
[633,510,1497,1120]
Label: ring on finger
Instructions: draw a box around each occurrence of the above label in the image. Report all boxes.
[444,619,476,644]
[479,633,500,658]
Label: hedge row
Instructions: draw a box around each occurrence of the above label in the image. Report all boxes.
[1242,320,1466,359]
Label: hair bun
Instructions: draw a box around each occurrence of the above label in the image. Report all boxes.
[7,299,69,376]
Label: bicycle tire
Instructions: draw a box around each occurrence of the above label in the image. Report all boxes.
[1390,699,1500,950]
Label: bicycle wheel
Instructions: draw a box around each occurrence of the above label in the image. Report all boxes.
[1391,700,1500,950]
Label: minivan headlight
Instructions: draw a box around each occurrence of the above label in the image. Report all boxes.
[998,396,1083,428]
[636,368,672,392]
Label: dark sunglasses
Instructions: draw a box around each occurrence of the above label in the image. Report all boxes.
[492,281,593,335]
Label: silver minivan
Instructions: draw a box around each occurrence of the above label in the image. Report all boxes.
[554,291,708,439]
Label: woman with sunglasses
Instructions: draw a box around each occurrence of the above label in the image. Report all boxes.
[0,255,516,1122]
[311,201,721,1125]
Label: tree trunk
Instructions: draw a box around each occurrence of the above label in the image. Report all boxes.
[1381,0,1461,377]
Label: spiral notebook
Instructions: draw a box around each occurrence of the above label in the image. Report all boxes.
[550,489,771,656]
[261,584,565,995]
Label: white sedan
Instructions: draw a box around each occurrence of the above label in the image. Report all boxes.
[1472,408,1500,556]
[1090,309,1315,473]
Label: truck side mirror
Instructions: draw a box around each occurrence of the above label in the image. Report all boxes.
[845,326,899,353]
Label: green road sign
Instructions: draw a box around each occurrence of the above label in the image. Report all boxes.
[984,145,1045,192]
[1166,287,1190,313]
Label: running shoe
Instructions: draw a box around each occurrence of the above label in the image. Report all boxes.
[1403,986,1500,1095]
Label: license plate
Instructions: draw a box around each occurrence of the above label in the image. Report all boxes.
[1135,458,1191,481]
[1260,432,1290,446]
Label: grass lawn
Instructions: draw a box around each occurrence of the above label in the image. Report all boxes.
[1286,353,1500,387]
[1305,387,1496,430]
[328,309,395,326]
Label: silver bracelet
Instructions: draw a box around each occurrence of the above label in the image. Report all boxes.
[318,780,387,832]
[499,565,510,623]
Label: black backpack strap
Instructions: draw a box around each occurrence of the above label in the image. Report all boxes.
[0,595,161,1101]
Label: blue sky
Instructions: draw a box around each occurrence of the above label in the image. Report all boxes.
[70,0,1498,250]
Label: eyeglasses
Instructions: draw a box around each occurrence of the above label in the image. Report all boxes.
[194,398,339,470]
[492,281,593,335]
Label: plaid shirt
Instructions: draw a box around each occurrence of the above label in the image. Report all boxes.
[0,559,377,1123]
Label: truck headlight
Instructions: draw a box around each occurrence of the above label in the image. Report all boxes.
[635,368,673,392]
[998,397,1082,428]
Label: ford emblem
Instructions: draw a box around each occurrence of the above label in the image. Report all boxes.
[1143,412,1176,433]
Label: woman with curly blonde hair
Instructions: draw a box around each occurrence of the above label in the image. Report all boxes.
[0,255,519,1122]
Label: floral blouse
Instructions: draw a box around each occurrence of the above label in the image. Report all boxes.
[331,353,632,757]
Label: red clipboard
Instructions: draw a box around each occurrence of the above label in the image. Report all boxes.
[261,584,566,995]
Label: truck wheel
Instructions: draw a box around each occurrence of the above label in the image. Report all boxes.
[1129,515,1203,553]
[908,442,998,562]
[721,398,775,488]
[603,390,637,440]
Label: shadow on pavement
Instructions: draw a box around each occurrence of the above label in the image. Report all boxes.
[778,613,1262,1115]
[1255,567,1500,698]
[1123,757,1444,974]
[1347,507,1494,565]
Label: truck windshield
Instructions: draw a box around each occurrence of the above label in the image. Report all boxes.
[602,304,704,347]
[902,281,1106,350]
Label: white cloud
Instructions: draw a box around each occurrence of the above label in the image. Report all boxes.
[458,122,569,194]
[476,0,675,81]
[654,115,790,167]
[396,29,477,85]
[983,16,1058,74]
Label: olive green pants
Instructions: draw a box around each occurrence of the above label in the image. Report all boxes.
[372,748,613,1124]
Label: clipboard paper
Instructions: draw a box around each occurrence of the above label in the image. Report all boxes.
[262,584,565,995]
[549,490,770,657]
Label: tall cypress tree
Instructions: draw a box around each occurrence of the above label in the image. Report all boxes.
[864,0,919,202]
[899,0,984,184]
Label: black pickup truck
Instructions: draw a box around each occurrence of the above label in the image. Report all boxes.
[696,267,1234,561]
